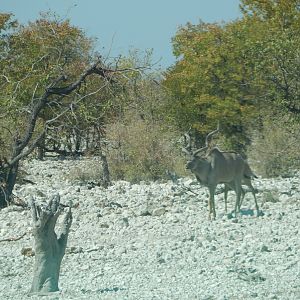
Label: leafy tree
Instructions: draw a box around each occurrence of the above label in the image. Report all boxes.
[164,0,300,153]
[0,13,94,156]
[240,0,300,116]
[164,20,258,151]
[0,13,147,207]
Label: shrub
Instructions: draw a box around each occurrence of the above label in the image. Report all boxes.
[65,159,103,184]
[106,117,186,182]
[247,116,300,177]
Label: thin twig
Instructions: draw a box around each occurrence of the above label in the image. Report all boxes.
[0,232,26,242]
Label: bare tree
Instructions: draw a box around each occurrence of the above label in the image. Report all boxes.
[30,194,72,294]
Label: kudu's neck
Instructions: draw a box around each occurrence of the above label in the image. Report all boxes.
[192,159,211,185]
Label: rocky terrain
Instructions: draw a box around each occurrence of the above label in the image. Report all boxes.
[0,157,299,300]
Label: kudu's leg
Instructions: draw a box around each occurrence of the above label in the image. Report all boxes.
[249,183,259,216]
[208,185,217,220]
[241,180,260,216]
[224,183,245,213]
[234,181,242,217]
[224,185,228,213]
[237,187,246,209]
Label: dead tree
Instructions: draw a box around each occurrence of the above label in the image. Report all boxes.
[30,194,72,294]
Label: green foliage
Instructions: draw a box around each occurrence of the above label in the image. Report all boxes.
[239,0,300,116]
[240,0,300,30]
[0,12,115,158]
[2,13,92,103]
[164,20,259,152]
[164,0,300,154]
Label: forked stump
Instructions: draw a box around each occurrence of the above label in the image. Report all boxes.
[30,195,72,294]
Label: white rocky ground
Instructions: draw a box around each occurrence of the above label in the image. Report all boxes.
[0,157,299,300]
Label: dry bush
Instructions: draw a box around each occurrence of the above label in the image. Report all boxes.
[65,159,102,184]
[106,118,186,182]
[247,116,300,177]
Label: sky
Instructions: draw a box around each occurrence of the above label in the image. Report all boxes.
[1,0,242,69]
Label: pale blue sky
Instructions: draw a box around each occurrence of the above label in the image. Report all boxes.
[1,0,241,69]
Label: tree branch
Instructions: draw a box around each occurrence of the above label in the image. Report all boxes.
[8,59,116,166]
[0,232,26,242]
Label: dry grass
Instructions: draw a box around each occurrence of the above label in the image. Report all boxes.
[106,117,186,182]
[247,116,300,177]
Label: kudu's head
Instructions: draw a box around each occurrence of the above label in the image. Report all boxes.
[182,124,220,175]
[183,145,207,172]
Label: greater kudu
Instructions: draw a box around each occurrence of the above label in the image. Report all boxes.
[183,125,259,219]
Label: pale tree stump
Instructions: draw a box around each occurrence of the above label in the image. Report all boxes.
[30,194,72,294]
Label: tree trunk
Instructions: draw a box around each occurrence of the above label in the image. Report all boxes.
[0,161,19,208]
[74,128,82,156]
[36,132,46,160]
[99,150,111,188]
[30,195,72,294]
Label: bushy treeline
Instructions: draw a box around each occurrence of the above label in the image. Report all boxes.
[161,0,300,177]
[1,0,300,204]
